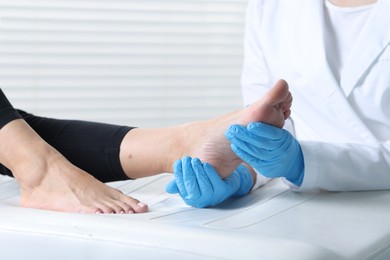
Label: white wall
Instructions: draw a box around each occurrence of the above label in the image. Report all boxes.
[0,0,247,128]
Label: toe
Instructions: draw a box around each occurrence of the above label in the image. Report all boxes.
[121,195,148,213]
[95,203,115,214]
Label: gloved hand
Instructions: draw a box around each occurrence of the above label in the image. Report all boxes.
[166,156,254,208]
[225,122,304,186]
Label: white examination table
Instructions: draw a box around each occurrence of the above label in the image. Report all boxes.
[1,173,390,260]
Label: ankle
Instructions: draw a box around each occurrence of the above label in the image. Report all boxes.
[13,142,61,190]
[162,123,194,173]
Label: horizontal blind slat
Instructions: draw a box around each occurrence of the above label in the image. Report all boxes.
[0,0,247,127]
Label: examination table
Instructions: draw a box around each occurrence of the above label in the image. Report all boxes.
[1,173,390,260]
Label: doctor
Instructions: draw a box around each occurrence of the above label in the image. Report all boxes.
[232,0,390,192]
[168,0,390,207]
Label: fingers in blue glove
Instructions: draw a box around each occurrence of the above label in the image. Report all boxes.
[205,162,244,205]
[165,179,179,194]
[166,159,183,194]
[226,123,290,160]
[246,123,292,154]
[228,164,253,197]
[191,158,214,198]
[172,159,188,198]
[225,125,261,159]
[182,157,201,200]
[247,122,285,139]
[166,156,253,208]
[226,123,285,145]
[225,122,304,186]
[170,157,216,208]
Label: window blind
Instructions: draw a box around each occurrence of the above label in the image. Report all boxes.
[0,0,247,127]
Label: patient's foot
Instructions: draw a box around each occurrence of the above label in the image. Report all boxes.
[186,79,292,177]
[16,141,148,214]
[120,79,291,180]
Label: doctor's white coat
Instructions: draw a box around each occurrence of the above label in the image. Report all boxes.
[242,0,390,191]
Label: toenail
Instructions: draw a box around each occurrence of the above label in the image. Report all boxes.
[137,202,147,208]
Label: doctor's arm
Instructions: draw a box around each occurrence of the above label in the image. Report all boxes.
[225,121,390,191]
[297,140,390,191]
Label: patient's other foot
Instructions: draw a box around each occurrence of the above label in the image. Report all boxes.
[0,119,149,214]
[17,148,148,214]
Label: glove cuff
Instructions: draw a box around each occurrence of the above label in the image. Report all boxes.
[285,143,305,186]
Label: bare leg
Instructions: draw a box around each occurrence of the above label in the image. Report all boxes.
[120,79,291,178]
[0,79,288,214]
[0,120,148,214]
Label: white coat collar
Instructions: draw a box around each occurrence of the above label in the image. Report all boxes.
[292,0,390,97]
[340,0,390,96]
[289,0,336,97]
[287,0,380,143]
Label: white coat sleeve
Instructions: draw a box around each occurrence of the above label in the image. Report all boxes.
[295,140,390,192]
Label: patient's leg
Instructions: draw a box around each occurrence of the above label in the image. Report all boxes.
[0,79,289,214]
[0,119,148,214]
[120,79,291,178]
[1,79,289,214]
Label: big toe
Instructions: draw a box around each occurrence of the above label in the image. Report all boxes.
[265,79,290,105]
[122,195,149,213]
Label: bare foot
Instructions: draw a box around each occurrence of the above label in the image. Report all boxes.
[119,79,291,180]
[20,152,148,213]
[186,79,292,177]
[0,119,148,214]
[19,150,148,214]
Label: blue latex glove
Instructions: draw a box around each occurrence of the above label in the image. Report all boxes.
[166,156,254,208]
[225,122,304,186]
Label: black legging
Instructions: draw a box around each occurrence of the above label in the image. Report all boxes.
[0,89,133,182]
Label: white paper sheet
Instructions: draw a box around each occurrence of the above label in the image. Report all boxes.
[1,173,390,260]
